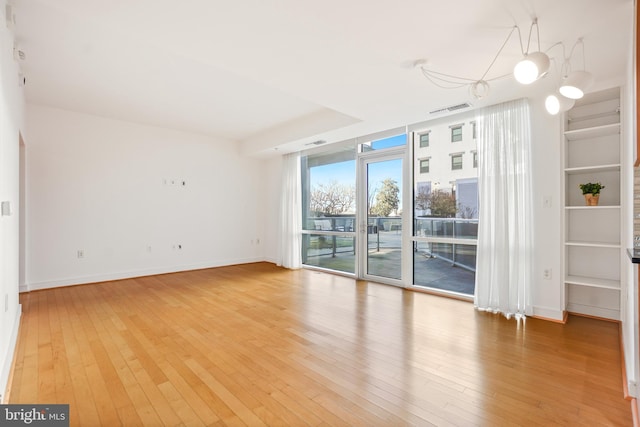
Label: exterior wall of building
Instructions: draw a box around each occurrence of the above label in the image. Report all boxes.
[413,114,478,218]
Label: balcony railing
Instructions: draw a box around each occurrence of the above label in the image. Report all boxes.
[414,217,478,240]
[413,217,478,273]
[303,216,478,237]
[302,215,478,293]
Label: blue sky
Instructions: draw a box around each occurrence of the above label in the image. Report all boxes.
[310,158,402,191]
[310,134,405,203]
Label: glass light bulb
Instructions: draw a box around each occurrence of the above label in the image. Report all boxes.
[514,59,538,84]
[545,95,560,115]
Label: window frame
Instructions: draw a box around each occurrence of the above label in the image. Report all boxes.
[450,124,463,142]
[418,131,430,148]
[451,153,463,170]
[419,158,430,173]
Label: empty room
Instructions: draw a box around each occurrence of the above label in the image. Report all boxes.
[0,0,639,425]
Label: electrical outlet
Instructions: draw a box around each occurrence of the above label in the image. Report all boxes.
[543,268,552,280]
[77,249,84,259]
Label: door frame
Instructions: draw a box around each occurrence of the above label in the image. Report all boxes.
[356,146,410,287]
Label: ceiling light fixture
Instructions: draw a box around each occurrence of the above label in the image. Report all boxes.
[560,70,593,99]
[545,92,575,115]
[416,19,552,99]
[414,20,595,111]
[513,19,550,85]
[559,38,593,99]
[415,24,520,100]
[543,38,592,114]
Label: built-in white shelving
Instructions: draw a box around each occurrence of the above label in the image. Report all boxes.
[562,87,622,321]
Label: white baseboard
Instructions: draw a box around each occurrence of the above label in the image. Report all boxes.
[22,257,266,292]
[531,305,565,322]
[1,304,21,403]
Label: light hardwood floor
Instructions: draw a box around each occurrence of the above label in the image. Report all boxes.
[9,263,631,426]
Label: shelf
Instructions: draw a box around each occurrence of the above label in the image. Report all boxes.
[562,88,622,322]
[565,240,621,248]
[565,205,620,210]
[566,204,621,210]
[566,205,620,210]
[565,275,620,290]
[564,123,620,140]
[564,164,621,175]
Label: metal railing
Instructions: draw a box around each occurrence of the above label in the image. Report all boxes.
[302,216,478,269]
[414,217,478,240]
[413,217,478,271]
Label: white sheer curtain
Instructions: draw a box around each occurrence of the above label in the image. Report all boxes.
[474,98,533,319]
[277,152,302,269]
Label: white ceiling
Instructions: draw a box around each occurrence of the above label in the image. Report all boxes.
[12,0,633,156]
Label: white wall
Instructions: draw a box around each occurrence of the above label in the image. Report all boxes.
[0,0,26,401]
[263,156,282,264]
[529,99,564,320]
[25,105,266,290]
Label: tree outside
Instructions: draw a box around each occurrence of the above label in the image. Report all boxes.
[415,189,457,218]
[370,178,400,217]
[310,181,355,215]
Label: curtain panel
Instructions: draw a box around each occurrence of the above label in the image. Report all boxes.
[474,98,533,319]
[277,152,302,269]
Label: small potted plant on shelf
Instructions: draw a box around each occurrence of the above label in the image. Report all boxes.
[579,182,605,206]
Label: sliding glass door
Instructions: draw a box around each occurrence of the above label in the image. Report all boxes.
[299,119,477,297]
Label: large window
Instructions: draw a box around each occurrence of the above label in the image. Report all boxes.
[301,144,356,274]
[298,116,478,296]
[412,117,478,296]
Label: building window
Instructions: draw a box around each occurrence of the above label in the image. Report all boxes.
[420,158,430,173]
[419,132,430,148]
[472,151,478,168]
[451,125,463,142]
[451,154,463,170]
[471,121,477,139]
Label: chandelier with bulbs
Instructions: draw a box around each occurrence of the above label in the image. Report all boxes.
[416,19,593,115]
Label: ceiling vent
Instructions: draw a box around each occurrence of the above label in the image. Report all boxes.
[429,102,471,115]
[305,140,327,146]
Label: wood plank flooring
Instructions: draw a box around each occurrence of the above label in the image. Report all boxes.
[9,262,631,426]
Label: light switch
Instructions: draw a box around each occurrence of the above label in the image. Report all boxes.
[1,201,10,216]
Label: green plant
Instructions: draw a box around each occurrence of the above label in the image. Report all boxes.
[579,182,605,195]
